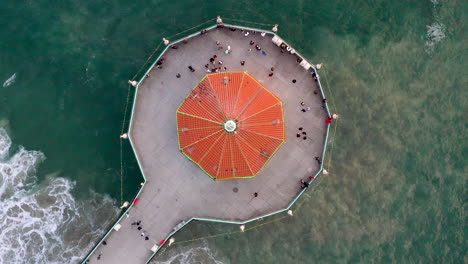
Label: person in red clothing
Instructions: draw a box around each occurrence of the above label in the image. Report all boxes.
[325,117,333,124]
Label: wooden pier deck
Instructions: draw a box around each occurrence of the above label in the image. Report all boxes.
[85,26,329,264]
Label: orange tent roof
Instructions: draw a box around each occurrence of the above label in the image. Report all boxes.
[177,71,286,181]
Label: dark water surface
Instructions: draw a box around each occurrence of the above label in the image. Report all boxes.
[0,0,465,263]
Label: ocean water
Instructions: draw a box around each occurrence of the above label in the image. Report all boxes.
[0,128,118,263]
[0,0,466,263]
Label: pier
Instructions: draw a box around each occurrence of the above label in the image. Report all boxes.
[83,21,332,264]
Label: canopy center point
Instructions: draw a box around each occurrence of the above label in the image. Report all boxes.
[224,120,237,133]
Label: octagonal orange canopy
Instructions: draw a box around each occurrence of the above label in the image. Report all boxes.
[177,71,286,181]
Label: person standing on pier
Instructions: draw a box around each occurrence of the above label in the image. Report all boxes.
[315,156,322,164]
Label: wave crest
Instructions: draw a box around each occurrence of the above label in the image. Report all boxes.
[2,73,17,87]
[0,128,119,264]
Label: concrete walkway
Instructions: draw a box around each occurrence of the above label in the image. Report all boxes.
[86,26,328,264]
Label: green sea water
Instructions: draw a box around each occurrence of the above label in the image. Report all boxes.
[0,0,465,263]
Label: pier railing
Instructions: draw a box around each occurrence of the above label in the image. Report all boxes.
[81,19,333,264]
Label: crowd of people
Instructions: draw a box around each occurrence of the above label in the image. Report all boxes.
[131,220,150,241]
[155,27,325,87]
[179,28,273,76]
[159,27,330,193]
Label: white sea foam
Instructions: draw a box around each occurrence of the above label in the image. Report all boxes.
[425,22,446,53]
[3,73,16,87]
[0,128,11,159]
[425,0,446,54]
[154,246,224,264]
[0,128,119,264]
[427,23,446,43]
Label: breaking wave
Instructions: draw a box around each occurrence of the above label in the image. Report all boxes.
[0,128,119,264]
[425,0,446,53]
[2,73,16,88]
[425,22,446,52]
